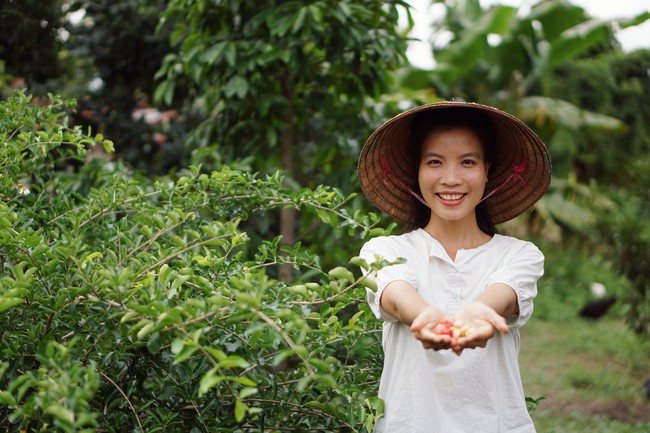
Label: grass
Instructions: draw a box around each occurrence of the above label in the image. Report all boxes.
[519,312,650,432]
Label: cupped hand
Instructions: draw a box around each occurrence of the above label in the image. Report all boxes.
[450,301,510,355]
[410,306,456,351]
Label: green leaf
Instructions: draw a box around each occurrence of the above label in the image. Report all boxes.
[549,19,610,67]
[292,7,308,34]
[233,376,257,387]
[170,274,191,291]
[0,391,16,406]
[238,387,258,399]
[44,403,74,427]
[205,347,227,362]
[81,251,103,269]
[171,338,185,354]
[0,298,23,313]
[308,5,323,24]
[617,11,650,29]
[224,76,248,99]
[173,344,199,364]
[328,266,354,283]
[120,311,141,323]
[198,368,225,396]
[146,332,161,354]
[234,398,247,422]
[224,42,237,67]
[349,256,369,271]
[136,322,155,340]
[359,277,377,292]
[270,16,293,36]
[154,80,176,105]
[202,42,227,64]
[102,139,115,153]
[218,355,249,369]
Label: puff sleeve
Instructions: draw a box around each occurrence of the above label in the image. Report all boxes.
[485,240,544,328]
[359,237,420,322]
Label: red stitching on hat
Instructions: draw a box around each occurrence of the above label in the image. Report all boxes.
[379,155,431,208]
[479,161,528,204]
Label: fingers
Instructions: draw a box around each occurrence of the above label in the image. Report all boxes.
[410,302,512,355]
[477,309,509,335]
[413,322,454,351]
[414,316,508,355]
[455,335,488,349]
[457,302,511,335]
[411,307,448,332]
[491,314,510,334]
[423,340,454,351]
[415,323,449,344]
[410,314,429,332]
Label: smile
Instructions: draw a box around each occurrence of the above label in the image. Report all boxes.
[436,193,466,201]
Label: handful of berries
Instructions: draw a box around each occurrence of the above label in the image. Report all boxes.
[432,319,474,339]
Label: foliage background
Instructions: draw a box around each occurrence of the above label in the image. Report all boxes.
[0,90,389,431]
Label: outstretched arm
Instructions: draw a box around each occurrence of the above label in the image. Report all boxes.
[451,283,518,354]
[476,282,519,318]
[380,281,456,351]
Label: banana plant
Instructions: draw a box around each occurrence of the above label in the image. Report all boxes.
[402,0,649,102]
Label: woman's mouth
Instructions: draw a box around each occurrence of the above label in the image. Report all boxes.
[436,193,466,201]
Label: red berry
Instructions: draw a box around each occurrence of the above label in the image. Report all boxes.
[433,322,452,336]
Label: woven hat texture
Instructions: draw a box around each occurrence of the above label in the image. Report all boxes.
[358,101,551,226]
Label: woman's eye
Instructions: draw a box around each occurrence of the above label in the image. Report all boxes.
[462,159,477,166]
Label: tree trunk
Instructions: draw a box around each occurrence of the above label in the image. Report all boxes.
[278,74,296,282]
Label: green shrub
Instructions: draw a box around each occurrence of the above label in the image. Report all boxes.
[595,157,650,335]
[0,90,389,432]
[534,238,631,321]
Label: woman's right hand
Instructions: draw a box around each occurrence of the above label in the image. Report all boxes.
[410,307,456,351]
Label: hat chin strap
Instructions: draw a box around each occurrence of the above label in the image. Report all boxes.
[380,155,431,208]
[379,155,528,209]
[478,161,528,204]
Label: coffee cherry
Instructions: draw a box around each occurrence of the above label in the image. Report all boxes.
[432,319,473,339]
[432,322,453,336]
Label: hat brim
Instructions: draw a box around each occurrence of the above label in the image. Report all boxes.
[358,101,552,226]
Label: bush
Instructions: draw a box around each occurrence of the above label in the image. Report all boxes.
[533,238,631,321]
[0,90,389,432]
[595,157,650,335]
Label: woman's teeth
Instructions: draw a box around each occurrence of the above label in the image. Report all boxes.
[438,193,464,200]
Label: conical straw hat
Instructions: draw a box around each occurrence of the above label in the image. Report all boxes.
[358,101,551,226]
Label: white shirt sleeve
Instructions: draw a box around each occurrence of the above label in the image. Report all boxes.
[485,240,544,328]
[359,236,420,322]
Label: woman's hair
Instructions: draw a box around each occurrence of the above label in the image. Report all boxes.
[407,107,498,235]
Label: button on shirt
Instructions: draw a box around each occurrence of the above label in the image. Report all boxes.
[359,229,544,433]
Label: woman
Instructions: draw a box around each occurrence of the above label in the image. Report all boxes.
[357,102,551,433]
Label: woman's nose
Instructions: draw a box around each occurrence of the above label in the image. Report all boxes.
[441,166,462,185]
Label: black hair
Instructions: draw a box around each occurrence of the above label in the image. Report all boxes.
[407,107,498,235]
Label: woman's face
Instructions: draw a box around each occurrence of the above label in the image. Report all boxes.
[418,127,490,226]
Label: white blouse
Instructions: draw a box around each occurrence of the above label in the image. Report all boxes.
[359,228,544,433]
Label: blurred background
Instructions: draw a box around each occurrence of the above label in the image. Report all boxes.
[1,0,649,431]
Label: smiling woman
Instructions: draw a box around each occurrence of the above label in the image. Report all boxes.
[357,101,551,432]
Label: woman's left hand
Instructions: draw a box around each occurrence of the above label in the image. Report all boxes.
[450,301,510,355]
